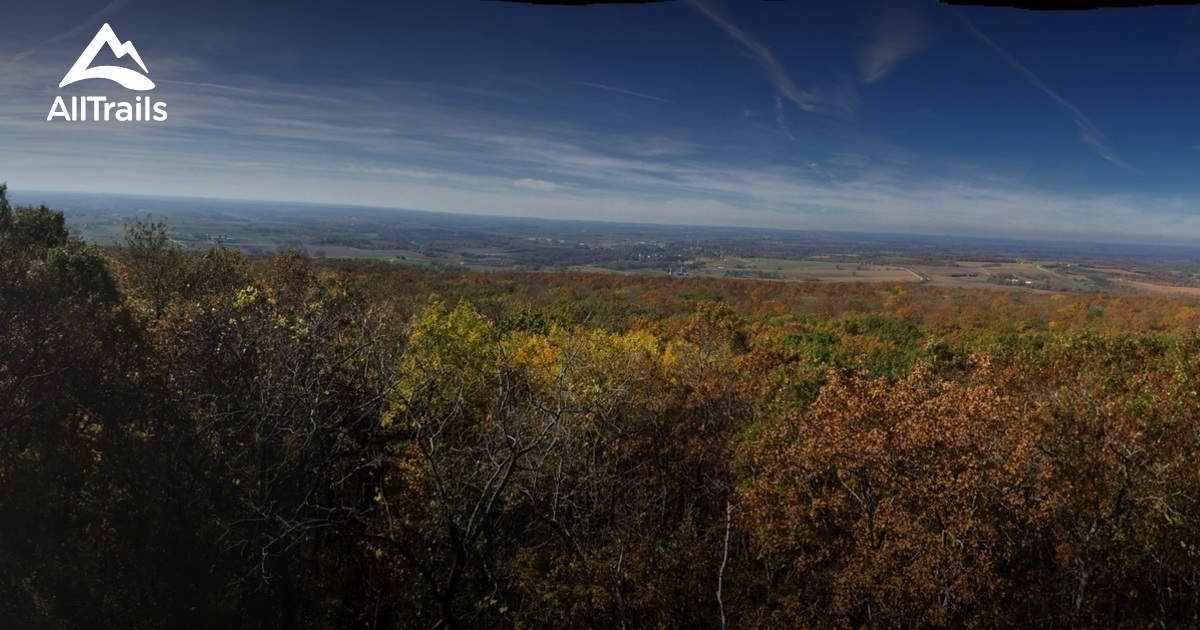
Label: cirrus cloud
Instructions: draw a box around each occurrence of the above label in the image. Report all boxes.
[859,5,931,85]
[513,178,558,191]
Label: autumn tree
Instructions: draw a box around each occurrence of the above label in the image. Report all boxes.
[738,362,1055,627]
[0,185,230,627]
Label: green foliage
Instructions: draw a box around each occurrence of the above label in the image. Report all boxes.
[552,293,648,331]
[117,216,185,315]
[497,307,564,335]
[7,202,1200,627]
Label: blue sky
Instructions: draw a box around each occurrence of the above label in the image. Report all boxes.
[2,0,1200,243]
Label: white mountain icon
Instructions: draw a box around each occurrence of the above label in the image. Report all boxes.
[59,23,155,91]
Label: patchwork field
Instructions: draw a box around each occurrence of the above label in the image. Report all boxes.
[670,256,1200,296]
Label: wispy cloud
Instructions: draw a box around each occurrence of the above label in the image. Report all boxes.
[954,12,1130,169]
[774,96,794,140]
[859,5,930,85]
[513,178,559,191]
[155,79,260,94]
[573,81,671,104]
[9,0,133,65]
[4,69,1192,243]
[684,0,822,113]
[2,6,1184,244]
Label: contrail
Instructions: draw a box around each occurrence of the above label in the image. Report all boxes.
[573,81,671,104]
[954,11,1131,169]
[683,0,821,113]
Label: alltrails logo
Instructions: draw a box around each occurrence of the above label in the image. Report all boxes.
[47,23,167,122]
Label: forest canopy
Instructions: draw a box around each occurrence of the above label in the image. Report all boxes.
[3,187,1200,628]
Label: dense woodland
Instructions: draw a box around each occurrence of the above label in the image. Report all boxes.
[7,185,1200,627]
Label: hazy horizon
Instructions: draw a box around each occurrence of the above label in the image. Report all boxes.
[15,186,1200,254]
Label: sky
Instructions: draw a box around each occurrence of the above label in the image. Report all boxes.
[2,0,1200,243]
